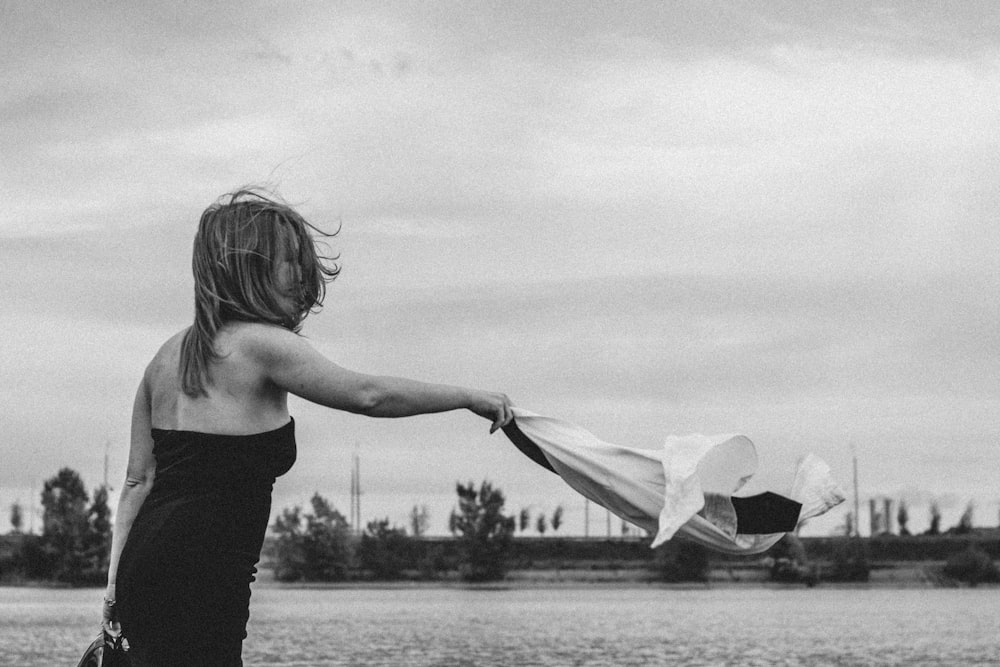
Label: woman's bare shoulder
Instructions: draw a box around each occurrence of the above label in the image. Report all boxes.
[142,329,188,383]
[223,321,304,358]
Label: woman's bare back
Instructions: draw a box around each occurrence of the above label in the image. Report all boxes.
[146,323,290,434]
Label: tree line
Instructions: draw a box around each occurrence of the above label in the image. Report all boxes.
[267,480,717,584]
[3,468,997,587]
[1,468,112,585]
[0,468,571,586]
[842,498,988,537]
[269,481,519,582]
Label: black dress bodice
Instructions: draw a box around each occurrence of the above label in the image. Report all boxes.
[116,419,296,666]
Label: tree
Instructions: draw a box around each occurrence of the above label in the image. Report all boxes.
[551,506,563,533]
[926,502,941,536]
[409,504,430,538]
[448,481,515,582]
[951,502,974,535]
[270,493,353,582]
[301,494,353,580]
[841,511,854,537]
[84,485,113,581]
[518,508,530,533]
[9,502,23,534]
[535,513,547,536]
[271,505,306,582]
[359,518,412,580]
[40,468,91,583]
[897,501,910,536]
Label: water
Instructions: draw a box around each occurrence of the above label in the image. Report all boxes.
[1,585,998,666]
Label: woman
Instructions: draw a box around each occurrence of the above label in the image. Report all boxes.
[102,189,513,665]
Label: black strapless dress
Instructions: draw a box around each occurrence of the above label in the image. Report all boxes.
[116,420,296,666]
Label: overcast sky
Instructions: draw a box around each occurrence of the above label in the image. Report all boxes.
[2,1,998,537]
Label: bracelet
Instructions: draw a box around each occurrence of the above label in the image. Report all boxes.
[104,597,116,606]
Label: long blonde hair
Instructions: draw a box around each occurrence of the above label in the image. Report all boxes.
[180,189,340,396]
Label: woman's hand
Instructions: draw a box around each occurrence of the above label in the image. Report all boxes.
[102,585,121,637]
[467,390,514,433]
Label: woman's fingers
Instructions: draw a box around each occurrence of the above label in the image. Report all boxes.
[102,595,121,636]
[102,619,121,637]
[504,399,514,426]
[489,393,514,433]
[473,390,513,433]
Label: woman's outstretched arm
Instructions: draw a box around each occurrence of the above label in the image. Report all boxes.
[246,324,514,432]
[103,373,157,634]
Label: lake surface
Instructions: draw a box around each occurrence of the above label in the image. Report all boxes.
[1,584,997,665]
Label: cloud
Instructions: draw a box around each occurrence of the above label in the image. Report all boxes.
[5,2,1000,290]
[355,217,477,239]
[328,271,1000,399]
[3,2,999,535]
[2,255,998,534]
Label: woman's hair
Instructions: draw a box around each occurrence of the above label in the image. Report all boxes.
[179,188,340,396]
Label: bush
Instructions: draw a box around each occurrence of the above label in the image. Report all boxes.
[828,537,870,582]
[652,539,710,583]
[358,519,412,580]
[942,546,1000,586]
[271,493,353,582]
[767,534,816,585]
[416,543,448,581]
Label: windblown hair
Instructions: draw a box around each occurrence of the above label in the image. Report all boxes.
[180,188,340,396]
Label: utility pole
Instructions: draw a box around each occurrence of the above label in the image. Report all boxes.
[349,447,362,534]
[350,448,356,533]
[356,451,361,533]
[852,450,860,538]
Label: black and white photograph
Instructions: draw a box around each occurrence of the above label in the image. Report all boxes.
[1,2,998,665]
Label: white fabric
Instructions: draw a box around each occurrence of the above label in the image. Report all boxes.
[510,408,845,555]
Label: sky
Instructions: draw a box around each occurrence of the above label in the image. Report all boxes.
[2,1,998,539]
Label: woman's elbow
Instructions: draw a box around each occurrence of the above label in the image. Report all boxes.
[353,391,382,416]
[351,382,390,416]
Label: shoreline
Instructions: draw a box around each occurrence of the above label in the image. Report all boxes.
[3,575,996,592]
[245,561,990,590]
